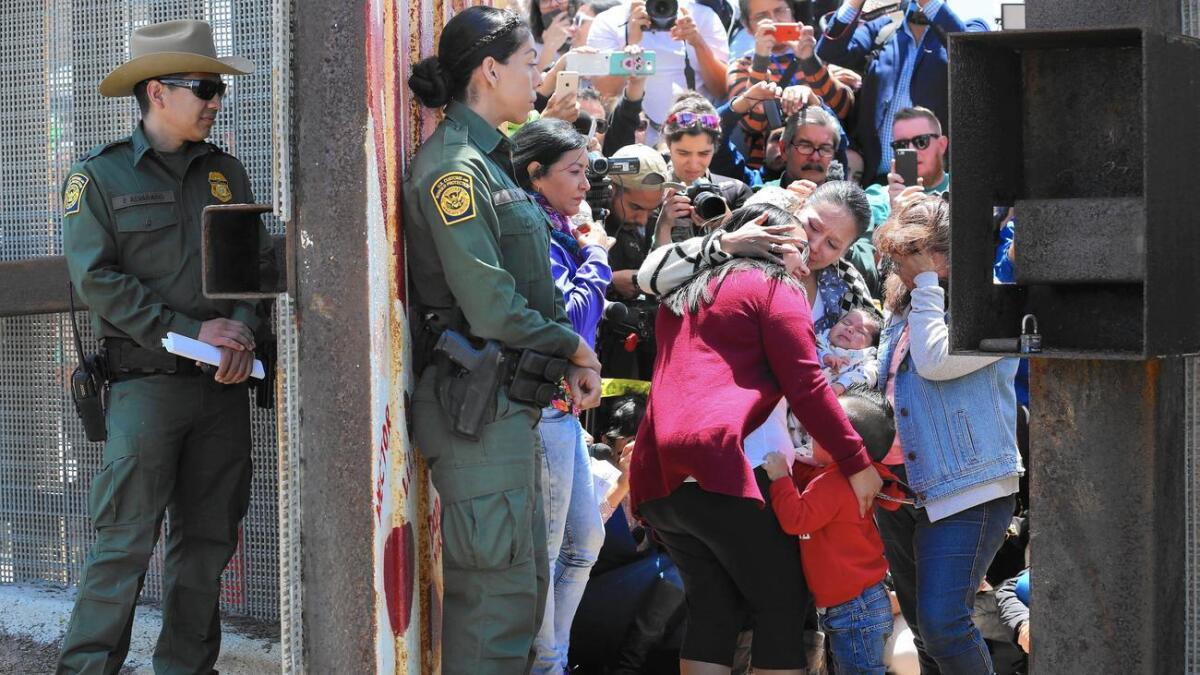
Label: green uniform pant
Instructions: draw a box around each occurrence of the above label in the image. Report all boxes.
[413,371,549,675]
[57,374,252,675]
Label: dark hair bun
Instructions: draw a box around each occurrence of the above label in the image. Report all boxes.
[409,56,451,109]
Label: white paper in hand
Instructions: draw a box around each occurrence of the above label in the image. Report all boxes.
[161,332,266,380]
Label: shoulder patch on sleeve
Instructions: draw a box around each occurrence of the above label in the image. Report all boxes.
[430,171,476,226]
[63,173,90,215]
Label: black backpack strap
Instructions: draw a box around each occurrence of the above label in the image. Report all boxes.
[777,54,804,87]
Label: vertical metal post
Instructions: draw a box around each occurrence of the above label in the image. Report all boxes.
[1010,2,1196,671]
[292,0,374,669]
[1028,360,1186,673]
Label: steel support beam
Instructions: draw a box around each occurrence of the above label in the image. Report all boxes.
[1026,0,1181,33]
[0,257,77,317]
[292,0,374,669]
[1029,360,1185,673]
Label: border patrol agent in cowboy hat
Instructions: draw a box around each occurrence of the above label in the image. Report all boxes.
[58,19,271,674]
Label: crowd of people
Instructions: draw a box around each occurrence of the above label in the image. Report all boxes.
[403,1,1033,674]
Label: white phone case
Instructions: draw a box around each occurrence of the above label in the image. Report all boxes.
[565,51,612,77]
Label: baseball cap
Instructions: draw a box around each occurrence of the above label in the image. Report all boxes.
[608,144,684,191]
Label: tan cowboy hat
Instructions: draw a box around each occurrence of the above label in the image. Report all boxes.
[99,20,254,97]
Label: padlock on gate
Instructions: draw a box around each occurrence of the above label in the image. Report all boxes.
[1019,314,1042,354]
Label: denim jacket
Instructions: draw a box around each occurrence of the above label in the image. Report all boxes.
[877,304,1022,507]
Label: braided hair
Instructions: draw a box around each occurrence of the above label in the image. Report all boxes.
[409,7,531,108]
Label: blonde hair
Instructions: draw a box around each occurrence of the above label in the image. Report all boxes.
[874,195,950,312]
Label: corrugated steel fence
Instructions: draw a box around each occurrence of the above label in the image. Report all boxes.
[0,0,294,624]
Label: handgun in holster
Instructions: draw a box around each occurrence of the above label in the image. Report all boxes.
[433,329,505,441]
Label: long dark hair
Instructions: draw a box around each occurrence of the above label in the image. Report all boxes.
[511,117,588,190]
[661,204,805,315]
[408,7,531,108]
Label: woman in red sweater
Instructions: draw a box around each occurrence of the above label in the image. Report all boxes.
[629,202,883,675]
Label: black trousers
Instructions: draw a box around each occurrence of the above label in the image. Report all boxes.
[639,468,810,669]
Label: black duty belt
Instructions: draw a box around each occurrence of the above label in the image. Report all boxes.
[101,337,205,381]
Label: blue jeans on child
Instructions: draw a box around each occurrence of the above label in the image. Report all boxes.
[819,581,893,675]
[532,408,606,675]
[876,464,1015,675]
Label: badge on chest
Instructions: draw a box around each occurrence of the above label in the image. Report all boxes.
[209,171,233,203]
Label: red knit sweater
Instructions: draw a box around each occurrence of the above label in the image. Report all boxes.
[629,269,871,512]
[769,462,903,608]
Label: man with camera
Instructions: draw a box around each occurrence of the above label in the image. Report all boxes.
[594,144,678,382]
[587,0,730,139]
[816,0,987,184]
[725,0,856,171]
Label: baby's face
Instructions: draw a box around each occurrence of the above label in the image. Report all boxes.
[829,311,878,351]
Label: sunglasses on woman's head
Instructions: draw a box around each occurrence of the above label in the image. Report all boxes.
[665,112,720,132]
[157,78,227,101]
[890,133,939,151]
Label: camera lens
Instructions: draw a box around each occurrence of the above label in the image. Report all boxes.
[646,0,677,28]
[587,152,609,176]
[692,192,728,221]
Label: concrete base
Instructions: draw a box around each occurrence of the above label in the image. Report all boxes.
[0,584,280,673]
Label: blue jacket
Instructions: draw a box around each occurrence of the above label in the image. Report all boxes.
[816,3,988,184]
[877,310,1022,507]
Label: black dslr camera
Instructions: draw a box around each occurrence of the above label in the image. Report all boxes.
[686,180,728,221]
[645,0,678,30]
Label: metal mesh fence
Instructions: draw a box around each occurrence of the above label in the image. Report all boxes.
[0,0,292,623]
[1186,0,1200,36]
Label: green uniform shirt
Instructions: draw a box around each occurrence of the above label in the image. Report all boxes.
[403,101,577,358]
[62,124,270,349]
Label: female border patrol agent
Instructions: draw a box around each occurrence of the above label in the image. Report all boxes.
[58,20,270,675]
[404,7,603,674]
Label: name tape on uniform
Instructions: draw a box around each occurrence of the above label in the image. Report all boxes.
[112,191,176,211]
[63,173,90,216]
[491,189,530,207]
[430,171,476,226]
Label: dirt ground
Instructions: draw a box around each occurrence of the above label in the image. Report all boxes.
[0,633,115,675]
[0,614,278,674]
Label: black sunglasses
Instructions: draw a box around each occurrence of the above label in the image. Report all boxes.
[157,78,228,101]
[891,133,939,151]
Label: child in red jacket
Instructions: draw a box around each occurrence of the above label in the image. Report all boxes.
[763,387,906,675]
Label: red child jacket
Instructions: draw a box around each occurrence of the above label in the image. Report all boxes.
[769,461,905,608]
